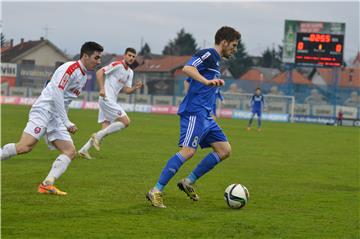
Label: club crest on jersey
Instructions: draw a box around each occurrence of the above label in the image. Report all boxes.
[34,127,41,134]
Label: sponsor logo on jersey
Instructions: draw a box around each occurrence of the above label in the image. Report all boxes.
[201,51,211,60]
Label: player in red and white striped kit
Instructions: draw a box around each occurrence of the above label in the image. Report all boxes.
[78,48,143,159]
[0,42,103,195]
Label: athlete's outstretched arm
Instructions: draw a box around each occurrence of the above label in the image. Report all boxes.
[96,69,106,97]
[182,65,224,86]
[122,81,143,94]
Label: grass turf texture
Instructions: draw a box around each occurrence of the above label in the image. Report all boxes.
[1,104,359,239]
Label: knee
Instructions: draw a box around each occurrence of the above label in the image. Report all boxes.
[119,117,130,128]
[16,143,33,154]
[179,147,196,160]
[216,145,231,160]
[61,147,76,160]
[123,118,130,128]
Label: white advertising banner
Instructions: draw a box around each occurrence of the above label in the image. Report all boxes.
[1,63,17,77]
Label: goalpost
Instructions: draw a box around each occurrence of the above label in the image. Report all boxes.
[217,92,296,123]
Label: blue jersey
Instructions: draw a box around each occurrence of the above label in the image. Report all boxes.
[178,48,222,117]
[250,94,265,111]
[185,78,223,117]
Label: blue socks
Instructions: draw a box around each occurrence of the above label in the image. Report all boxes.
[155,152,186,191]
[187,152,221,184]
[248,113,254,127]
[154,152,222,191]
[258,117,262,128]
[248,114,261,128]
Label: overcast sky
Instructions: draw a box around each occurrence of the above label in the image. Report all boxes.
[2,1,359,61]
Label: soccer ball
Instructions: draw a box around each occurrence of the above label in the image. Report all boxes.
[224,184,249,209]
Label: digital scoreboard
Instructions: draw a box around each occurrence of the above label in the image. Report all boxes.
[295,32,344,67]
[283,20,346,67]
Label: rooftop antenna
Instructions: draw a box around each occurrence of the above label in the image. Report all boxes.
[42,25,54,39]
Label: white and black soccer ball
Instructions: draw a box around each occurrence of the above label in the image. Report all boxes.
[224,184,249,209]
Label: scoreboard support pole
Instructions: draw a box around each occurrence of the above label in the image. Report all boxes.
[332,67,341,120]
[285,63,294,96]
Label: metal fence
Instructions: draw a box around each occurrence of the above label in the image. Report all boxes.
[2,62,359,120]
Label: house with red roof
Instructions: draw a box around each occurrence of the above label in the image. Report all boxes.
[1,38,70,88]
[133,55,190,95]
[308,67,360,88]
[2,37,69,67]
[239,67,280,82]
[272,70,311,85]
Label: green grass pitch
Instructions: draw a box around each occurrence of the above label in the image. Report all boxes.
[1,105,359,239]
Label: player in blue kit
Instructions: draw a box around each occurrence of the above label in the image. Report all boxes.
[247,88,265,131]
[146,26,240,208]
[184,79,224,119]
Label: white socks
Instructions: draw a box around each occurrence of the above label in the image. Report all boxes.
[80,138,93,152]
[79,122,125,153]
[95,121,125,141]
[43,154,71,185]
[0,143,17,160]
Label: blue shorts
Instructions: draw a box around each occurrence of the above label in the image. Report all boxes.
[252,109,262,117]
[178,114,228,149]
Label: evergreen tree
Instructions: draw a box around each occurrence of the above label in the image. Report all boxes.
[1,33,6,47]
[259,45,283,69]
[162,28,198,55]
[260,48,273,67]
[139,42,151,56]
[226,39,253,78]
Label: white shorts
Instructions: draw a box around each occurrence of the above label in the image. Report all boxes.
[98,97,127,123]
[23,108,73,150]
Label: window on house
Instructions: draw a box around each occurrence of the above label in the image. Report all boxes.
[21,59,35,67]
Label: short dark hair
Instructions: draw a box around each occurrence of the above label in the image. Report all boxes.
[125,47,137,55]
[256,87,261,91]
[80,41,103,58]
[215,26,241,45]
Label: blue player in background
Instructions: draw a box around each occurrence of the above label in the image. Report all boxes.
[247,88,265,131]
[146,26,240,208]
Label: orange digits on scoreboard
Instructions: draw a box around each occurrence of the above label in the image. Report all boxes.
[309,33,331,43]
[335,44,342,53]
[297,42,304,50]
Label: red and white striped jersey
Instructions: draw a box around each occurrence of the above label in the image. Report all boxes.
[32,60,88,128]
[101,61,133,102]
